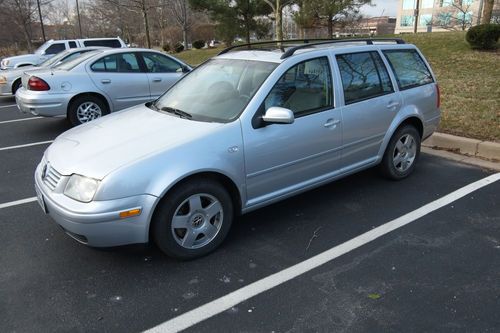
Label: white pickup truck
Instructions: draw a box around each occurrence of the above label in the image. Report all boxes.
[0,37,126,70]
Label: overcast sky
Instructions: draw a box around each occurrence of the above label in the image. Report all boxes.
[360,0,399,17]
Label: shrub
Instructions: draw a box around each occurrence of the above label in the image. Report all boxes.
[162,44,171,52]
[192,40,205,49]
[466,24,500,50]
[174,42,184,53]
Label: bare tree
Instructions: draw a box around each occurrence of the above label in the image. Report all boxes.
[4,0,39,51]
[263,0,295,40]
[104,0,166,48]
[433,0,476,31]
[169,0,192,49]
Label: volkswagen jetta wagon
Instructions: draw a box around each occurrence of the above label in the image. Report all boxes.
[34,39,441,259]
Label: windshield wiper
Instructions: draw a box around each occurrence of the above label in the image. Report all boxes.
[161,106,192,119]
[148,102,159,111]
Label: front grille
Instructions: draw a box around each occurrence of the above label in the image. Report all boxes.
[42,163,62,191]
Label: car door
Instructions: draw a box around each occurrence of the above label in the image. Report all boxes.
[88,52,151,111]
[39,42,67,63]
[140,52,186,99]
[242,56,343,206]
[334,50,402,168]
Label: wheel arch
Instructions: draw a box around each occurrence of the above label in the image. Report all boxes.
[377,115,424,162]
[11,77,22,94]
[67,92,111,117]
[147,171,243,242]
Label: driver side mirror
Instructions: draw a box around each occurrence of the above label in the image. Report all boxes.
[181,65,191,73]
[262,107,294,125]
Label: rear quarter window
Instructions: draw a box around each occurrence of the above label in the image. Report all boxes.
[383,49,433,90]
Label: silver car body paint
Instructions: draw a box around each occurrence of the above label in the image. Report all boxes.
[35,43,440,247]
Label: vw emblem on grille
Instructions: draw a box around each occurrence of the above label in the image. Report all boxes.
[42,163,49,180]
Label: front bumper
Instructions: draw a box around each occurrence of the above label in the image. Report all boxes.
[16,87,71,117]
[34,161,158,247]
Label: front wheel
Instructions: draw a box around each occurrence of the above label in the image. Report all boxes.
[152,179,234,260]
[380,125,421,180]
[68,95,109,126]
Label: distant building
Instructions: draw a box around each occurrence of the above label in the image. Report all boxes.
[395,0,500,33]
[354,16,397,36]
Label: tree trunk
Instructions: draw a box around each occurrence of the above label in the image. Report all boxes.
[142,1,151,48]
[183,26,188,49]
[22,24,33,52]
[37,0,46,42]
[481,0,495,24]
[276,3,283,40]
[327,14,333,38]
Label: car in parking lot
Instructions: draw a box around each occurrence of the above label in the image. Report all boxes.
[34,39,440,259]
[0,37,126,70]
[0,47,104,96]
[15,48,192,126]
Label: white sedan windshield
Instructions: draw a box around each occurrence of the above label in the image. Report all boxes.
[153,59,278,122]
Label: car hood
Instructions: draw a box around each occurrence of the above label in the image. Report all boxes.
[46,105,224,179]
[3,54,39,67]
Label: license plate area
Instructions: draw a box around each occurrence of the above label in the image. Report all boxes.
[35,184,47,214]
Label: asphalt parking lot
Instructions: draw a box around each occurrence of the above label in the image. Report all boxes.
[0,95,499,333]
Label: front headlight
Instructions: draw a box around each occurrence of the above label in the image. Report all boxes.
[0,75,6,85]
[64,174,100,202]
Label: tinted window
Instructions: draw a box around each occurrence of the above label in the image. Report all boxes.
[383,50,433,90]
[44,43,66,55]
[336,51,393,105]
[59,50,89,63]
[142,52,182,73]
[84,39,122,48]
[91,53,141,73]
[68,41,77,48]
[264,57,333,116]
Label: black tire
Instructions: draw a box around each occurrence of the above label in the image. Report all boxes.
[12,79,21,94]
[68,95,109,127]
[152,179,234,260]
[380,125,421,180]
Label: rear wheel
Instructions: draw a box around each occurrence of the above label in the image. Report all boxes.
[380,125,421,180]
[68,95,109,126]
[152,179,234,260]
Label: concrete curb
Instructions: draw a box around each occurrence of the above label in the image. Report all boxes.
[423,132,500,162]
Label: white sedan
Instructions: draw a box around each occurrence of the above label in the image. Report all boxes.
[15,48,192,126]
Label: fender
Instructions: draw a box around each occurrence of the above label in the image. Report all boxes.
[14,62,36,68]
[376,104,424,163]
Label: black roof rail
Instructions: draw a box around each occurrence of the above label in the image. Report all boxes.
[217,38,406,59]
[280,38,406,59]
[218,38,350,56]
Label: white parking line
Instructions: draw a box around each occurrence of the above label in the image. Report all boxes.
[0,197,37,210]
[0,140,53,151]
[0,104,17,109]
[0,117,43,124]
[144,172,500,333]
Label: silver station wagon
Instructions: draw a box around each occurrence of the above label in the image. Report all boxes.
[35,39,441,259]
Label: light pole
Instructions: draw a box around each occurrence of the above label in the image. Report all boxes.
[76,0,83,38]
[37,0,46,41]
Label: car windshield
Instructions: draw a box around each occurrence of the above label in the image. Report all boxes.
[54,50,104,70]
[37,50,71,67]
[152,58,278,122]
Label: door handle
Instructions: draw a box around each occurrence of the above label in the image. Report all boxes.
[386,101,400,109]
[152,78,162,82]
[101,79,111,84]
[324,119,341,128]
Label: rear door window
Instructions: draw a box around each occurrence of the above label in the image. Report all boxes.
[91,53,141,73]
[383,49,433,90]
[336,51,394,105]
[68,41,77,48]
